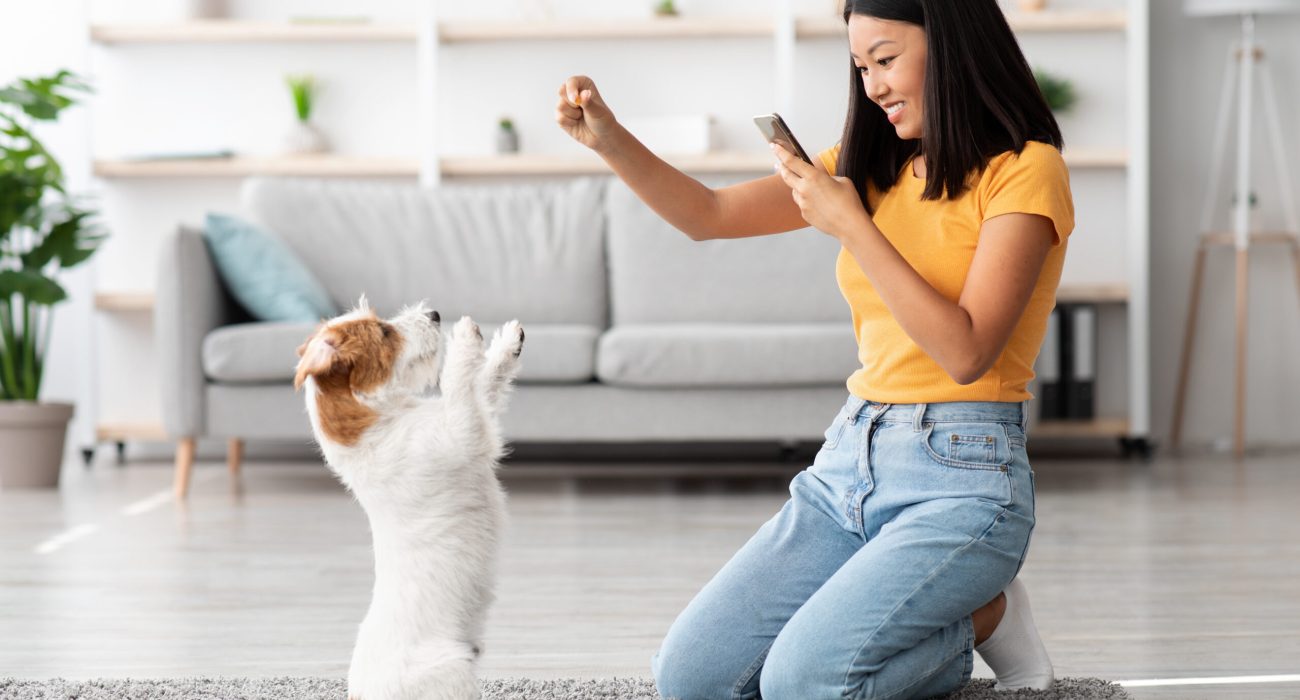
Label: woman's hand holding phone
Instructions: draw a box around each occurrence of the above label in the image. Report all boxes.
[770,142,869,242]
[555,75,621,153]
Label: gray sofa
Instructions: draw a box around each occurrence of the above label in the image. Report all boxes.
[157,175,859,496]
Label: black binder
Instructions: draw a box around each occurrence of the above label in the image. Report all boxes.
[1036,307,1063,420]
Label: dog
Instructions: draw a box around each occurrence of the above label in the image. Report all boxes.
[293,297,523,700]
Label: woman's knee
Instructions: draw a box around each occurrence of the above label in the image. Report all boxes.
[652,634,761,700]
[759,635,846,700]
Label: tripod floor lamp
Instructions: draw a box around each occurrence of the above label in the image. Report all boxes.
[1171,0,1300,458]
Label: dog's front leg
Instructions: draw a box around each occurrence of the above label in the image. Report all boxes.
[478,320,525,418]
[440,316,489,432]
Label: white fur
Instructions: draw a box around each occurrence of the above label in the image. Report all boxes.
[301,300,523,700]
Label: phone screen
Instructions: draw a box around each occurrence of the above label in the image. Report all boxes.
[753,113,813,165]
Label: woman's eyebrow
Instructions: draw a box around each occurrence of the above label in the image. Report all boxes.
[853,39,899,60]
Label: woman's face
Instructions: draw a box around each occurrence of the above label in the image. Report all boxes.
[848,14,927,141]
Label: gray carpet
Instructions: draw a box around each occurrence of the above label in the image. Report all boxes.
[0,676,1130,699]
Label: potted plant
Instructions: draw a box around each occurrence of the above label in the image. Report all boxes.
[654,0,679,17]
[0,70,105,489]
[283,73,329,154]
[496,117,519,154]
[1034,69,1077,114]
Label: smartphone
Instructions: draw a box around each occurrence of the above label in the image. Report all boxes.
[753,113,813,165]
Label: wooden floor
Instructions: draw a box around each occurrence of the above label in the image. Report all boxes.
[2,447,1299,699]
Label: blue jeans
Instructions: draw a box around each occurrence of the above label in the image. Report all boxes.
[652,396,1037,700]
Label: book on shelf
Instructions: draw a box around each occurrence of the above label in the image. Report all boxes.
[1066,304,1097,420]
[1035,307,1063,420]
[1034,304,1097,422]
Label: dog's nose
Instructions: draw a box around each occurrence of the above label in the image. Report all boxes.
[427,310,441,325]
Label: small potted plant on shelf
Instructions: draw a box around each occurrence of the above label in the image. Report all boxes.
[0,70,106,489]
[1034,69,1077,114]
[283,73,329,155]
[654,0,679,17]
[496,117,520,154]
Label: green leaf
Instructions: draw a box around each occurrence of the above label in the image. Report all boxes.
[21,209,104,271]
[0,269,67,305]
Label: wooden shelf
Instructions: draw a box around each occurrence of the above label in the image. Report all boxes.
[90,10,1126,45]
[1033,417,1130,439]
[1057,284,1129,304]
[441,152,775,176]
[94,148,1126,179]
[95,292,154,312]
[97,422,169,442]
[797,10,1127,37]
[93,155,418,178]
[440,17,775,42]
[90,20,417,44]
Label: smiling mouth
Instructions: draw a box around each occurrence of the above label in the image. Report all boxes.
[884,102,906,116]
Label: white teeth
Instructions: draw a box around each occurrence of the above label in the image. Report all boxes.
[886,102,905,115]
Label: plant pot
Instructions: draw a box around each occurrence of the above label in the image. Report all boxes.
[496,127,520,154]
[0,401,74,489]
[283,120,329,155]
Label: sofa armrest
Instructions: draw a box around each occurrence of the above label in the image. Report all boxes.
[154,225,242,438]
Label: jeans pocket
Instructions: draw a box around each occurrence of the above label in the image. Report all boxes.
[822,405,851,450]
[921,421,1013,472]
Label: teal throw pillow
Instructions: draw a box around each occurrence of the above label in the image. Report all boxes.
[202,213,337,322]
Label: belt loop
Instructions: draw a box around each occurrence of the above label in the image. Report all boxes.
[912,403,927,432]
[1020,400,1030,433]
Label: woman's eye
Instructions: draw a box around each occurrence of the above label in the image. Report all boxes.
[877,57,894,67]
[856,65,868,75]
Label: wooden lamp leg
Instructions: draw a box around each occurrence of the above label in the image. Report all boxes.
[1234,247,1249,460]
[1171,241,1209,452]
[174,437,196,499]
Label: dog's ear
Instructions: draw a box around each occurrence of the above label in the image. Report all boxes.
[294,332,341,390]
[296,323,325,358]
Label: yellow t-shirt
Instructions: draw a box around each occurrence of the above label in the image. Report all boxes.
[817,141,1074,403]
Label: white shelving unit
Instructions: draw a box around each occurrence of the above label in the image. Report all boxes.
[87,0,1150,449]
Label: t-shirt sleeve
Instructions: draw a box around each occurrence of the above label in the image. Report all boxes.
[980,142,1075,246]
[818,143,841,177]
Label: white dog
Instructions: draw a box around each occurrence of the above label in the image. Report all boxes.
[294,297,523,700]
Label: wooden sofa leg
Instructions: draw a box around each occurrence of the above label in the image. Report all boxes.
[174,437,197,499]
[228,438,244,479]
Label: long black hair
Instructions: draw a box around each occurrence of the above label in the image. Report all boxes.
[838,0,1062,211]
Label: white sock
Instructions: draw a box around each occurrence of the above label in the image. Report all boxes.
[974,577,1054,691]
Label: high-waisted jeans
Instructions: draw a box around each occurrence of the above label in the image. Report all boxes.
[652,396,1037,700]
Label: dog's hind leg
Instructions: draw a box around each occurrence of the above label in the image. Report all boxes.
[479,320,525,417]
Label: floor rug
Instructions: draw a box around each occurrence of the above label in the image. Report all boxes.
[0,676,1131,699]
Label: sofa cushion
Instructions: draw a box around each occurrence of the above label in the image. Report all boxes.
[240,176,608,327]
[202,213,338,322]
[604,176,847,324]
[203,322,600,384]
[596,323,859,388]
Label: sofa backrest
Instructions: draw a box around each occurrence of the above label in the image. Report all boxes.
[604,176,847,324]
[240,176,608,326]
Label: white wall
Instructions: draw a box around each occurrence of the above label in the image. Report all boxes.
[4,0,1296,456]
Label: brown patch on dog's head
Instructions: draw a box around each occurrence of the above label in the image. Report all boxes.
[294,307,405,446]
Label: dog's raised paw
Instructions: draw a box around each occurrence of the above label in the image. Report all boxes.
[492,320,524,358]
[454,316,483,344]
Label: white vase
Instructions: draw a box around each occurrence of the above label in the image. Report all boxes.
[283,120,329,155]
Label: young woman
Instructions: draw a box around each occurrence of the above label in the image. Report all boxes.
[555,0,1069,697]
